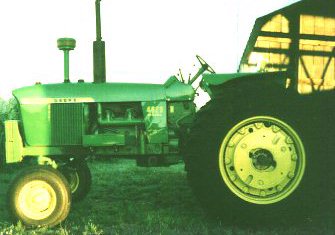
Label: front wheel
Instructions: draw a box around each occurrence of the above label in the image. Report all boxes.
[8,166,71,227]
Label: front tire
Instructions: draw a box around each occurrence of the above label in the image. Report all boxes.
[8,165,71,227]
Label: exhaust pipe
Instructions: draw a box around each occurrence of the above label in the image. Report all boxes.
[93,0,106,83]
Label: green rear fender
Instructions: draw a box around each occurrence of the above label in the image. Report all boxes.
[200,71,288,99]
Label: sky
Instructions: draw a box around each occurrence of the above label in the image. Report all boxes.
[0,0,299,102]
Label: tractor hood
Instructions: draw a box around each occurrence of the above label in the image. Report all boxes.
[13,78,195,105]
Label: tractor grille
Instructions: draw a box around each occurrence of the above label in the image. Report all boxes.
[51,103,83,145]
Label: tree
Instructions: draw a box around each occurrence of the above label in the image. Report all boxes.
[0,97,18,166]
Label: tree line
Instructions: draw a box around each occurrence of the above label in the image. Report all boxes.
[0,97,19,165]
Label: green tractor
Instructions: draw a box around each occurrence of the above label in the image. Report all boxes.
[2,0,334,227]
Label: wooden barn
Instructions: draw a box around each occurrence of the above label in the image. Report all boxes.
[239,0,335,93]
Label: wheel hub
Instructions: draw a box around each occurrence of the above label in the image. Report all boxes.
[219,116,306,205]
[250,149,276,171]
[18,180,57,220]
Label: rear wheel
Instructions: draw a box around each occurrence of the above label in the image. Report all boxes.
[185,99,319,225]
[8,165,71,227]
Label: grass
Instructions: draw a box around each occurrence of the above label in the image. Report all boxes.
[0,159,334,234]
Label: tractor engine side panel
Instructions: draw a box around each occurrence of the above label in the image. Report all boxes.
[20,104,52,146]
[141,101,168,144]
[83,101,170,156]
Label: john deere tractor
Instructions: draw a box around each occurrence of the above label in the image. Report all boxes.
[2,0,335,227]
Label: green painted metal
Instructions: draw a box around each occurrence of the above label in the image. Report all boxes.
[93,0,106,83]
[22,146,88,156]
[57,38,76,83]
[141,101,168,144]
[93,42,106,83]
[95,0,102,42]
[4,120,23,163]
[13,83,166,104]
[57,38,76,50]
[19,104,51,146]
[97,118,144,126]
[12,79,195,148]
[202,73,257,86]
[219,116,306,204]
[201,71,287,87]
[14,80,194,104]
[97,103,144,126]
[200,71,288,98]
[51,103,83,145]
[164,76,195,101]
[83,134,125,146]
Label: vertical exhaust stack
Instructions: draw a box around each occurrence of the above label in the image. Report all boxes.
[93,0,106,83]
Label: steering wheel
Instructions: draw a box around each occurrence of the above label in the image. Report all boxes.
[196,55,216,74]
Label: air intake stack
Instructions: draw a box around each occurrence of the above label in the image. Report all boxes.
[93,0,106,83]
[57,38,76,83]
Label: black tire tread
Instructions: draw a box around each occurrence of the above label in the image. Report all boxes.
[59,158,92,202]
[184,92,326,226]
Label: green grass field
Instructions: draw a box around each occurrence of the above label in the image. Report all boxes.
[0,159,334,235]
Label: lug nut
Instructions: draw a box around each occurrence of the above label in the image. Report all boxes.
[228,142,235,147]
[238,128,246,135]
[231,175,237,181]
[288,172,295,179]
[272,125,280,133]
[286,137,293,144]
[255,123,263,129]
[291,154,298,161]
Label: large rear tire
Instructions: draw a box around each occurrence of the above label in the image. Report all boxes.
[185,98,321,225]
[8,165,71,227]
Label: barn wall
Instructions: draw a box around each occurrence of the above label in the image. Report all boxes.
[239,3,335,94]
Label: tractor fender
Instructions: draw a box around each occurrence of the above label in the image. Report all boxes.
[200,71,289,101]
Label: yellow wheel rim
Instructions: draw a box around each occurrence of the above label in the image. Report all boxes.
[219,116,306,204]
[18,180,57,221]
